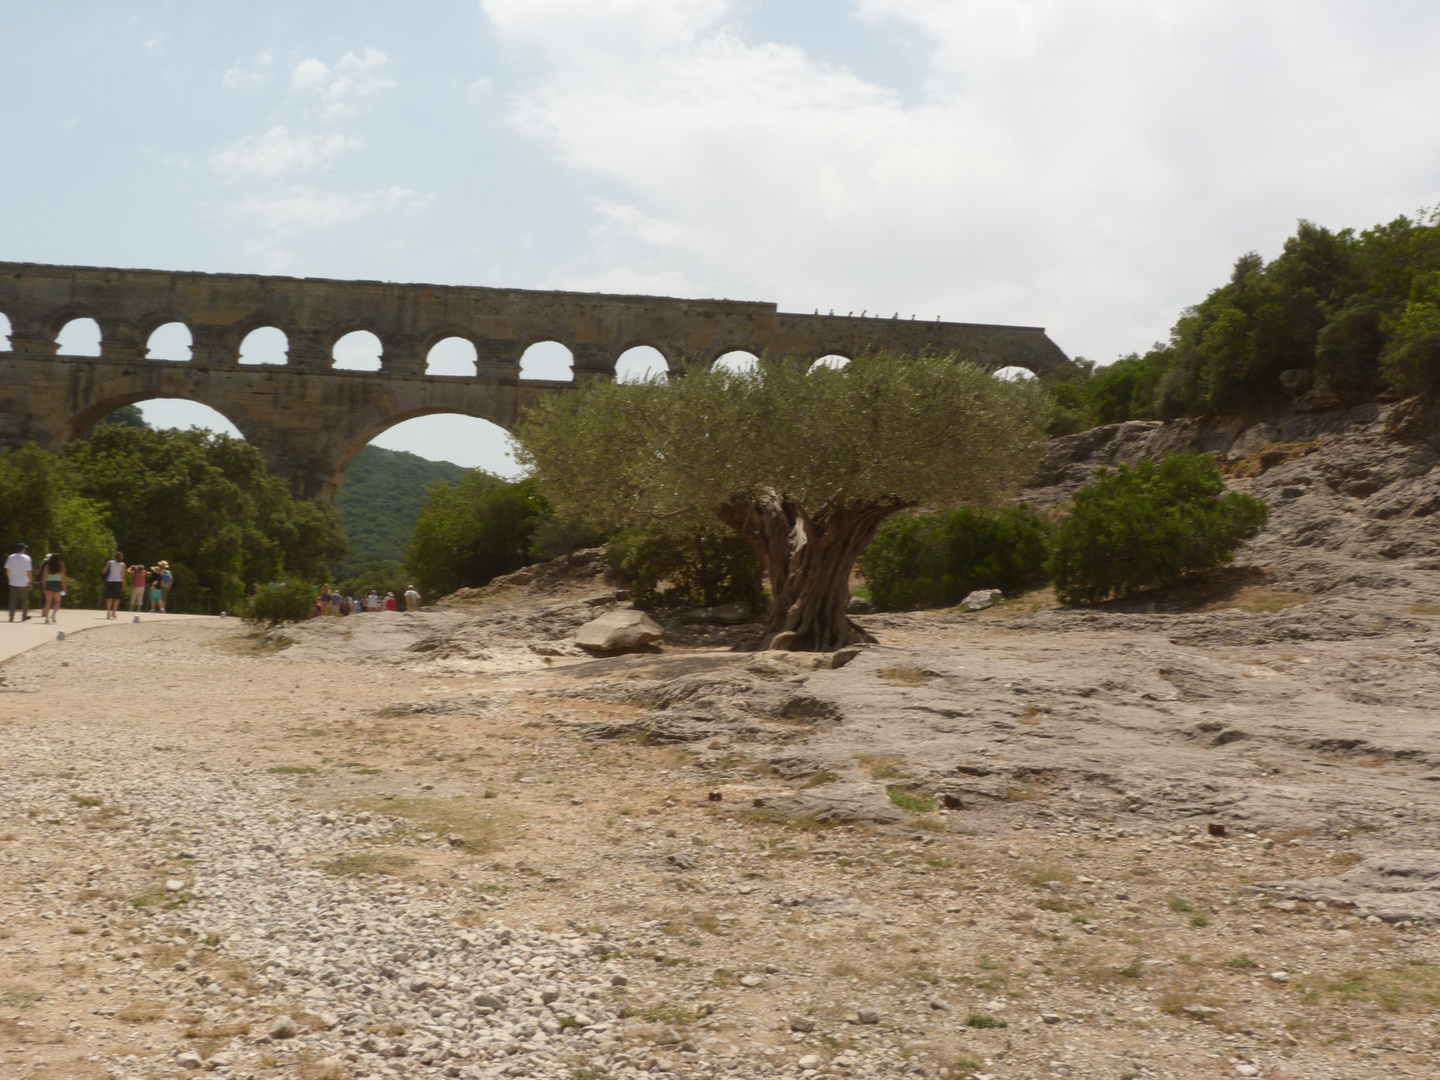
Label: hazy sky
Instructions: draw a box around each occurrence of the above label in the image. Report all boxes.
[4,2,1439,475]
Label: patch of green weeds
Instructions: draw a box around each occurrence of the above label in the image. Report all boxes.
[267,765,316,775]
[964,1014,1007,1029]
[1226,954,1259,970]
[941,1059,984,1078]
[623,1001,696,1024]
[1167,895,1195,913]
[1118,954,1146,979]
[887,785,936,814]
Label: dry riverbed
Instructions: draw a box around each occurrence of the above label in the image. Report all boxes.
[2,607,1438,1080]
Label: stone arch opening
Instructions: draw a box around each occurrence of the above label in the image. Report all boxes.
[145,322,193,362]
[333,330,383,372]
[350,412,523,481]
[810,353,850,372]
[71,395,249,443]
[992,365,1036,382]
[55,317,102,357]
[239,326,289,366]
[426,337,478,377]
[0,312,11,350]
[615,346,670,383]
[712,350,760,375]
[519,341,573,381]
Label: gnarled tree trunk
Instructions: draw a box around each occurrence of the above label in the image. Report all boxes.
[718,492,907,652]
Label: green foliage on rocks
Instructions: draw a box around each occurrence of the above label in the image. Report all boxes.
[243,581,318,628]
[858,504,1052,612]
[405,472,548,600]
[1047,453,1269,604]
[1044,208,1440,428]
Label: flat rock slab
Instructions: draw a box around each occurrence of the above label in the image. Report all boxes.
[1254,851,1440,923]
[760,780,911,827]
[575,609,664,652]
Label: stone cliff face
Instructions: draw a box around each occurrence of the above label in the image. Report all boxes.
[1027,400,1440,604]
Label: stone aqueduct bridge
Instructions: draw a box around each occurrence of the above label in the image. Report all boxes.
[0,261,1071,499]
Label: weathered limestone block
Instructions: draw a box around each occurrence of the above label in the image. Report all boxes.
[575,609,664,652]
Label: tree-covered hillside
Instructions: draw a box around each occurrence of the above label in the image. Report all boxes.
[1046,208,1440,431]
[333,445,468,579]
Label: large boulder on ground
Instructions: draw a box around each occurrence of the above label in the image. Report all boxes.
[575,609,664,652]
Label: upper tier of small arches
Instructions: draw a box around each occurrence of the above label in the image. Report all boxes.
[0,307,895,380]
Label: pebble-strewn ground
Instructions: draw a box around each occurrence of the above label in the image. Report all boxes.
[2,618,1438,1080]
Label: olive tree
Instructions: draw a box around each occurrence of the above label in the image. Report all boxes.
[513,354,1049,651]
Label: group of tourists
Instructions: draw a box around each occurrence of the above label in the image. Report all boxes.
[315,584,421,617]
[4,543,178,624]
[100,553,172,618]
[6,543,64,623]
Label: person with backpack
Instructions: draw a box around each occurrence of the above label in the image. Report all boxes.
[158,561,173,611]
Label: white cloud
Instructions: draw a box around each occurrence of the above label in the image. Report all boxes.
[223,50,276,90]
[482,0,1440,363]
[230,185,427,233]
[291,47,395,120]
[212,126,361,180]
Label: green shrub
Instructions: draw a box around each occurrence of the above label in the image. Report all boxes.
[858,504,1051,612]
[1047,453,1268,605]
[243,581,316,627]
[405,473,547,599]
[607,524,765,611]
[1380,300,1440,398]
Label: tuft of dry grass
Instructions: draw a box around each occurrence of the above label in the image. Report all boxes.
[856,753,906,780]
[115,998,168,1023]
[322,851,415,876]
[345,794,513,853]
[876,664,932,685]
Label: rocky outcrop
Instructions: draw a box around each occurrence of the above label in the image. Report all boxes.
[574,609,665,653]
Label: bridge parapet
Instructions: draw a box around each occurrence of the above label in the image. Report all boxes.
[0,261,1071,497]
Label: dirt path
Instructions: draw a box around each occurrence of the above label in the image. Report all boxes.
[2,614,1438,1080]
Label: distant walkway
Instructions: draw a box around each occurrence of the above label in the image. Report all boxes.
[0,610,216,664]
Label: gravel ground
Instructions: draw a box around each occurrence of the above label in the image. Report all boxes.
[3,615,1439,1080]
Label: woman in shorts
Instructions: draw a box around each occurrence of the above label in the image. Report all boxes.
[148,568,164,612]
[40,552,66,624]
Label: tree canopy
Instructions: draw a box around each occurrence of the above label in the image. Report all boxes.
[405,472,548,600]
[1043,208,1440,430]
[515,353,1049,649]
[0,422,346,612]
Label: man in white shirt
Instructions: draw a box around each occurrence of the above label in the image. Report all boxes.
[6,542,33,622]
[404,584,421,611]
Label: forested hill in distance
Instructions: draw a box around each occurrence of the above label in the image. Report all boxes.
[333,445,469,576]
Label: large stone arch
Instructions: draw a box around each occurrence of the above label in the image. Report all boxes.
[327,404,517,485]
